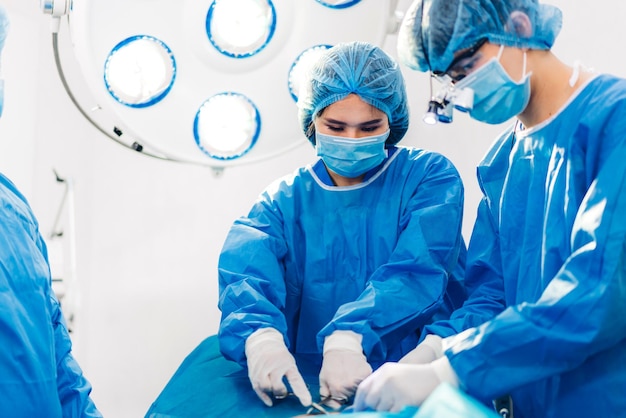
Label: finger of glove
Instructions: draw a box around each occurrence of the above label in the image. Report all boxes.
[352,373,374,411]
[252,385,274,407]
[318,379,348,411]
[319,368,347,401]
[321,397,345,410]
[319,376,331,400]
[323,364,371,399]
[285,367,312,407]
[269,371,290,400]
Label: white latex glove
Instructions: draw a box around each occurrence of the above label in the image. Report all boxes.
[245,328,312,407]
[353,356,459,412]
[398,334,443,364]
[319,330,373,409]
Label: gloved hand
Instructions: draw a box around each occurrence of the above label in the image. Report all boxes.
[398,334,443,364]
[245,328,312,407]
[353,356,459,412]
[319,330,372,409]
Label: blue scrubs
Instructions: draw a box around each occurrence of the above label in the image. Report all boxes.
[0,174,100,417]
[218,146,467,369]
[428,75,626,418]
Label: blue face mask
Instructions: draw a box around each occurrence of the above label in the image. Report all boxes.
[315,130,390,178]
[453,47,531,125]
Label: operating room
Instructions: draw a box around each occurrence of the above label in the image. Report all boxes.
[0,0,624,417]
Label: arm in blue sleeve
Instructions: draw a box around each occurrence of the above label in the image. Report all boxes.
[218,190,289,366]
[36,235,102,418]
[49,288,102,417]
[447,143,626,399]
[318,154,466,360]
[424,197,507,338]
[0,176,100,417]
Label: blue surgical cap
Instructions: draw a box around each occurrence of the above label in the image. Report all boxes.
[298,41,409,146]
[397,0,563,74]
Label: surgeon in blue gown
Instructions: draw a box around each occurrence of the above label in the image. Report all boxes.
[218,41,467,410]
[354,1,626,417]
[0,6,101,418]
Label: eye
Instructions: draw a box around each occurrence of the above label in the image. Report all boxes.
[450,72,466,83]
[449,59,478,82]
[361,126,380,132]
[326,125,344,132]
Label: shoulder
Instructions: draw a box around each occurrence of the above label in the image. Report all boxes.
[578,74,626,118]
[259,166,313,201]
[0,174,38,230]
[572,74,626,145]
[477,127,516,169]
[393,146,462,176]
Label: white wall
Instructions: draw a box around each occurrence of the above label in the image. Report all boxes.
[1,1,625,417]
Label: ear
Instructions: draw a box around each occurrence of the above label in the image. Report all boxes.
[506,11,533,38]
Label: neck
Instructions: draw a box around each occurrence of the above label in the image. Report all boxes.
[518,50,592,128]
[328,169,364,186]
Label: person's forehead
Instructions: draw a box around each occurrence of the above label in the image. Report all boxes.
[323,95,385,116]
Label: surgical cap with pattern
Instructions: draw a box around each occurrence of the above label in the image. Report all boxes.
[397,0,563,74]
[298,41,409,146]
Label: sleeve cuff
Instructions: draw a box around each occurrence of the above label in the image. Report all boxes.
[431,355,460,389]
[421,334,444,359]
[323,330,363,354]
[245,327,284,354]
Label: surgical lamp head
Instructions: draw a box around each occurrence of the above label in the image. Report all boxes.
[396,0,562,75]
[298,41,409,146]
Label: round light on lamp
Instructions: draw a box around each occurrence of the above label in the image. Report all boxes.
[194,92,261,160]
[315,0,362,9]
[206,0,277,58]
[104,35,176,108]
[287,44,332,102]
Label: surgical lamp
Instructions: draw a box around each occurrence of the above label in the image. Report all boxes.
[39,0,403,173]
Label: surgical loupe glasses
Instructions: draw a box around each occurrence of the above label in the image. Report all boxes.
[423,74,474,125]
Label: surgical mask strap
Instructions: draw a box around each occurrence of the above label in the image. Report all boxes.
[496,44,505,61]
[569,60,581,87]
[498,45,528,78]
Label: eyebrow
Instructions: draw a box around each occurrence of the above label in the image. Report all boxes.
[321,117,385,126]
[434,38,487,76]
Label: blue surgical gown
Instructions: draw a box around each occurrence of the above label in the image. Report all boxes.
[427,74,626,418]
[218,146,467,369]
[0,173,101,417]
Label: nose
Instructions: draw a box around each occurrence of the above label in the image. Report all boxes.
[343,127,367,138]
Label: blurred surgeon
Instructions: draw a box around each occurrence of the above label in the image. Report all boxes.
[0,6,101,418]
[354,1,626,417]
[218,41,467,410]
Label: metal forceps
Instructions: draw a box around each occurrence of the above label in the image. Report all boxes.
[272,392,331,415]
[304,395,348,415]
[305,401,331,415]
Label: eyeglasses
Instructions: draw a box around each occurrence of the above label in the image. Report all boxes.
[433,38,487,82]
